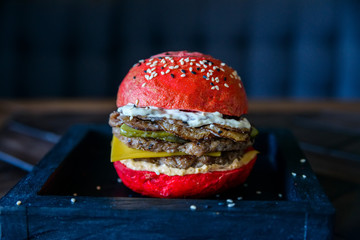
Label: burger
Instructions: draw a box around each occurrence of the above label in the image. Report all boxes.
[109,51,258,198]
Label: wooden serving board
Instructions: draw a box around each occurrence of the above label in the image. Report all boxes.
[0,125,334,239]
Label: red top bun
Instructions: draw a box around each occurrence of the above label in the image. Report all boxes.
[117,51,248,117]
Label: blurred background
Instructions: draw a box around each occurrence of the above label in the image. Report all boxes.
[1,0,360,99]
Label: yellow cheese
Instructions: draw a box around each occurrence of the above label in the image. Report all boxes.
[111,136,221,162]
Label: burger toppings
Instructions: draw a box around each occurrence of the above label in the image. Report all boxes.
[117,103,251,129]
[110,104,256,173]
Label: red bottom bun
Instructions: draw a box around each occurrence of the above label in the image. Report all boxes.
[113,157,257,198]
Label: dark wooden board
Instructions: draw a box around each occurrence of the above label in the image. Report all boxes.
[0,125,334,239]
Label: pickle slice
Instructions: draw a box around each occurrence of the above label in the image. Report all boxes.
[120,124,187,143]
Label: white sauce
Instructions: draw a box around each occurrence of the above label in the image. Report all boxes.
[117,103,250,129]
[121,157,250,176]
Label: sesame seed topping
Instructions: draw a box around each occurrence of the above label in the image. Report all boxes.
[300,158,306,163]
[181,74,186,77]
[174,65,179,69]
[135,99,139,105]
[215,85,219,90]
[96,185,101,190]
[239,83,242,88]
[190,205,197,211]
[169,66,174,70]
[190,62,193,65]
[191,71,196,75]
[237,196,243,200]
[211,86,215,90]
[190,59,196,62]
[224,83,229,88]
[145,75,149,80]
[227,203,235,208]
[256,190,262,195]
[71,198,76,203]
[166,69,170,74]
[171,74,175,78]
[189,67,193,72]
[196,67,200,71]
[161,71,165,75]
[291,172,297,177]
[278,193,283,198]
[196,63,201,67]
[226,199,233,203]
[203,75,207,79]
[220,68,225,72]
[221,62,226,66]
[181,69,186,73]
[201,69,205,72]
[210,82,214,86]
[117,178,122,183]
[302,174,307,179]
[16,200,22,206]
[142,83,146,87]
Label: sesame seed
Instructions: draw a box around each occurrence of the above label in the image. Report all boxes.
[96,185,101,190]
[196,63,201,67]
[256,190,262,195]
[189,67,193,72]
[220,68,225,72]
[161,71,165,75]
[169,66,174,69]
[203,64,207,68]
[181,74,186,77]
[211,77,214,82]
[155,170,160,175]
[201,69,205,72]
[203,75,207,79]
[153,72,158,77]
[196,67,200,71]
[190,59,196,62]
[215,85,219,90]
[190,62,193,65]
[16,200,22,206]
[180,60,184,65]
[278,193,283,198]
[237,196,243,200]
[71,198,76,203]
[224,83,229,88]
[291,172,297,177]
[302,174,307,179]
[151,67,156,71]
[227,203,235,208]
[239,83,242,88]
[191,71,196,75]
[181,69,186,73]
[221,62,226,66]
[211,86,215,90]
[171,74,175,78]
[135,99,139,105]
[142,83,146,87]
[117,178,122,183]
[208,69,213,73]
[146,62,151,65]
[215,77,219,83]
[145,75,149,80]
[164,64,168,67]
[146,69,151,73]
[210,82,214,86]
[226,199,233,203]
[166,69,170,74]
[190,205,197,211]
[300,159,306,163]
[174,65,179,69]
[185,58,189,62]
[213,66,218,70]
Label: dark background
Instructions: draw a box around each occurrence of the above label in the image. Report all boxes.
[1,0,360,99]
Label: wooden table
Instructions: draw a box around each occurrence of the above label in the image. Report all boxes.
[1,99,359,239]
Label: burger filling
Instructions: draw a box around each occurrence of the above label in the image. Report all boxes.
[109,104,257,174]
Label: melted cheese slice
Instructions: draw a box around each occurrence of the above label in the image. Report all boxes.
[111,136,221,162]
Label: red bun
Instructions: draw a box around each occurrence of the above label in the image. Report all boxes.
[117,51,248,117]
[113,156,257,198]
